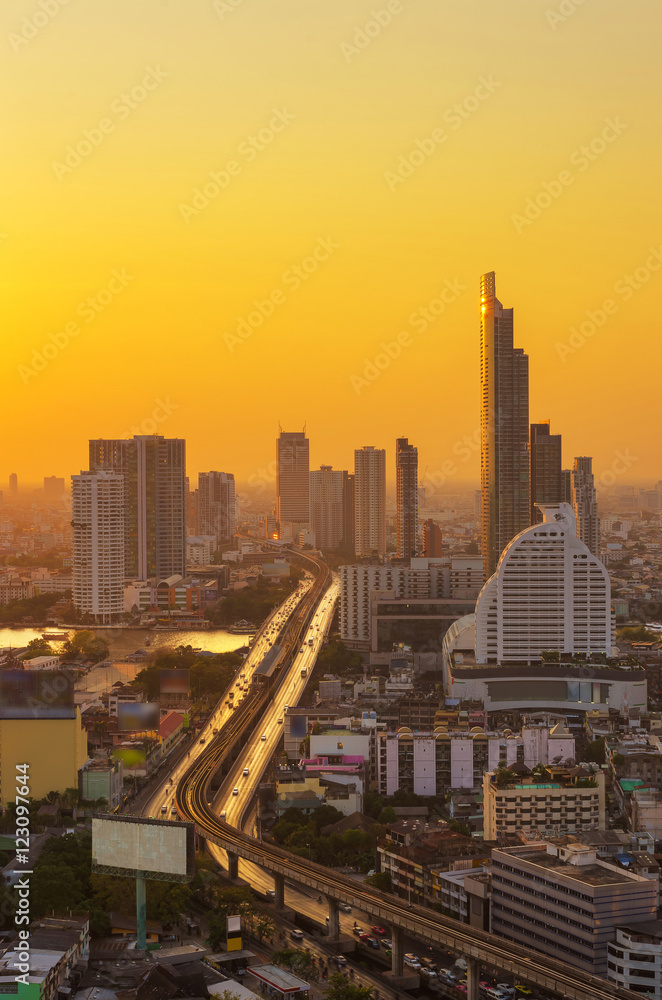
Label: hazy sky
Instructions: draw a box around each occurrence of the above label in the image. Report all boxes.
[3,0,660,490]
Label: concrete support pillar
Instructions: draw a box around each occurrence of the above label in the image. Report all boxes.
[227,851,239,880]
[274,872,285,909]
[391,925,404,977]
[466,957,479,1000]
[136,876,147,951]
[327,897,340,939]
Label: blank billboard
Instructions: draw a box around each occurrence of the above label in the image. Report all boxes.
[92,815,195,881]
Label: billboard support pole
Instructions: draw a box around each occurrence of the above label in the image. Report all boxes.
[136,876,147,951]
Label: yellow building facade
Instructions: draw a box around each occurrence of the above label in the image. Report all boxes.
[0,712,88,807]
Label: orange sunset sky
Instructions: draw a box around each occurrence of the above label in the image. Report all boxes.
[2,0,661,487]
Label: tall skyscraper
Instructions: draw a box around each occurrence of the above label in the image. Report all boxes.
[422,518,443,557]
[89,435,186,579]
[572,456,600,558]
[480,271,530,578]
[354,446,386,559]
[310,466,344,550]
[341,471,355,553]
[9,474,17,496]
[72,470,125,622]
[44,476,65,500]
[276,429,310,527]
[561,468,572,504]
[198,472,235,544]
[529,421,562,524]
[396,437,418,558]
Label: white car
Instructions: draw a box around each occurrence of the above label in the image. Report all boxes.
[261,734,267,741]
[232,787,239,795]
[243,767,249,776]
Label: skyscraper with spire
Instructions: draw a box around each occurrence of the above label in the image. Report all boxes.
[480,271,530,578]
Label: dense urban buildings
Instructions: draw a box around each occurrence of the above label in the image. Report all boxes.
[354,445,386,559]
[89,435,186,578]
[529,421,563,523]
[395,437,418,559]
[572,455,601,557]
[480,270,530,578]
[310,465,345,550]
[71,470,125,621]
[275,428,310,529]
[197,470,235,544]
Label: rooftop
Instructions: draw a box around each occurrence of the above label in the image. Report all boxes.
[504,849,640,887]
[249,964,310,992]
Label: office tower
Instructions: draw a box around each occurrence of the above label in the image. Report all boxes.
[341,472,355,553]
[529,421,562,524]
[185,478,199,536]
[44,476,65,500]
[474,490,481,520]
[310,466,344,550]
[89,435,186,579]
[71,470,125,622]
[479,271,530,578]
[422,518,443,557]
[396,437,418,558]
[561,468,572,503]
[572,457,600,558]
[276,429,310,526]
[354,446,386,559]
[9,474,17,496]
[474,502,611,662]
[198,472,235,544]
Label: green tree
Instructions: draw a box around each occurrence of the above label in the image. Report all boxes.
[61,630,109,663]
[23,638,55,659]
[272,947,319,982]
[584,738,606,765]
[617,625,660,643]
[363,792,384,820]
[364,871,391,892]
[324,973,374,1000]
[378,806,397,825]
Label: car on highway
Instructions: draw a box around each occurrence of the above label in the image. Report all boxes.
[277,718,283,724]
[261,734,267,741]
[404,953,419,964]
[339,903,351,913]
[496,988,516,998]
[335,956,347,967]
[232,787,239,795]
[199,738,205,744]
[371,925,387,936]
[290,929,304,941]
[352,926,363,936]
[243,767,249,776]
[266,889,275,899]
[212,728,219,734]
[358,932,371,943]
[381,939,392,949]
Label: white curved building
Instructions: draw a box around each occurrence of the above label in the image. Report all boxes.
[475,502,612,663]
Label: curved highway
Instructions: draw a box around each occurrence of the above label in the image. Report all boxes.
[175,551,639,1000]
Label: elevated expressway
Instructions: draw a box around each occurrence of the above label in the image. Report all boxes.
[176,558,639,1000]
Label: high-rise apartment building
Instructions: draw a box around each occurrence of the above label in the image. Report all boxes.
[354,446,386,559]
[561,468,572,503]
[480,271,530,578]
[463,502,612,663]
[89,435,186,579]
[529,421,562,523]
[310,466,344,550]
[9,473,17,496]
[396,437,418,558]
[422,518,443,557]
[71,470,125,621]
[341,471,355,552]
[572,456,600,558]
[197,471,235,545]
[44,476,65,500]
[276,429,310,527]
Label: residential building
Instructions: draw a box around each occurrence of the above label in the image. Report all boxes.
[0,915,89,998]
[607,921,662,999]
[482,766,606,841]
[22,655,61,671]
[377,723,575,797]
[9,472,17,496]
[197,471,235,544]
[340,556,482,649]
[529,421,562,524]
[44,475,65,500]
[71,470,125,622]
[354,446,386,559]
[490,839,658,975]
[431,866,488,924]
[480,270,530,578]
[89,435,186,579]
[378,820,486,905]
[396,437,418,559]
[0,578,35,604]
[79,756,124,809]
[572,456,600,558]
[186,534,217,565]
[276,428,310,527]
[310,465,344,550]
[422,518,443,557]
[341,471,355,552]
